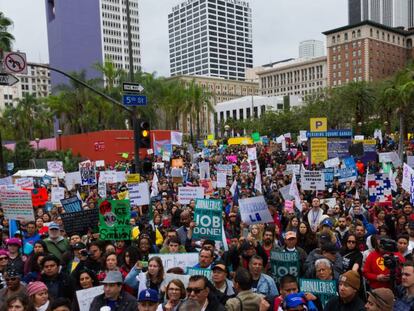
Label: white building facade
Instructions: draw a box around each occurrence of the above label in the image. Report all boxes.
[168,0,253,80]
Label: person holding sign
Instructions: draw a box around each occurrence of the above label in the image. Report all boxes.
[324,270,365,311]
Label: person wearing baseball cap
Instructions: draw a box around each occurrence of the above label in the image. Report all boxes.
[90,271,137,311]
[365,288,394,311]
[43,222,70,261]
[137,288,158,311]
[211,261,235,303]
[324,270,365,311]
[279,231,307,275]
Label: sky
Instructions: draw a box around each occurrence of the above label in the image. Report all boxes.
[0,0,347,77]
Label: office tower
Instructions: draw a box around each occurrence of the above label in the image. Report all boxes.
[299,40,325,58]
[168,0,253,80]
[349,0,410,28]
[45,0,141,87]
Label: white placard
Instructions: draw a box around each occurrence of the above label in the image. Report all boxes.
[76,285,104,311]
[98,182,106,198]
[299,130,308,142]
[150,253,199,271]
[239,196,274,225]
[162,151,171,162]
[171,131,183,146]
[265,168,273,176]
[279,184,294,201]
[128,182,150,206]
[379,151,401,167]
[300,169,325,190]
[216,164,233,176]
[116,171,126,183]
[276,135,285,144]
[321,198,337,209]
[178,187,204,204]
[354,135,364,141]
[95,160,105,167]
[65,172,81,190]
[51,187,65,204]
[286,164,301,175]
[199,162,210,179]
[408,156,414,168]
[247,147,257,161]
[217,172,227,188]
[0,176,13,186]
[14,177,34,189]
[402,163,414,192]
[0,190,35,221]
[99,171,117,183]
[324,157,340,168]
[47,161,63,173]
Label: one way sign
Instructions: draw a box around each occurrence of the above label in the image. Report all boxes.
[0,73,19,86]
[123,82,144,93]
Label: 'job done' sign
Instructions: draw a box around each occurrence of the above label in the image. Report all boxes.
[193,199,222,241]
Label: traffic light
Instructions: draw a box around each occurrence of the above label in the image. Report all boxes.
[139,120,151,148]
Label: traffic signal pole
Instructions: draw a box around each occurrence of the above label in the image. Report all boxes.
[126,0,141,174]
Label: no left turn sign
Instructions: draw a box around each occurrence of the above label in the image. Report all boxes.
[3,52,27,74]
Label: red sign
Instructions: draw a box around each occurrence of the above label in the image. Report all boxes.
[31,188,48,207]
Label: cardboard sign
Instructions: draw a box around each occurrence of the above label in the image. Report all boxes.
[31,188,48,207]
[15,177,34,189]
[99,171,117,184]
[0,190,35,221]
[60,196,82,213]
[150,253,199,271]
[271,251,300,282]
[300,170,325,190]
[76,286,104,311]
[239,196,273,225]
[51,187,65,204]
[247,147,257,161]
[61,209,99,235]
[216,164,233,176]
[200,179,213,196]
[98,182,106,198]
[216,172,227,188]
[65,171,81,190]
[199,162,210,179]
[128,182,150,206]
[47,161,63,173]
[279,184,294,201]
[171,158,184,168]
[126,174,140,184]
[178,187,204,204]
[324,157,340,168]
[98,200,131,240]
[193,199,223,241]
[79,161,96,186]
[299,279,338,308]
[286,164,301,175]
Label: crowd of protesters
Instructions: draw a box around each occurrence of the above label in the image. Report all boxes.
[0,134,413,311]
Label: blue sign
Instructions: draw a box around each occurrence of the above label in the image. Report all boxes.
[122,94,147,106]
[307,129,353,138]
[343,156,356,168]
[323,168,335,187]
[335,167,358,183]
[328,139,351,159]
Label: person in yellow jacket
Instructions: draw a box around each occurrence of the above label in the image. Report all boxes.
[131,226,164,247]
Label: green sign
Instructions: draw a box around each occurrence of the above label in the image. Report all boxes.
[186,267,212,280]
[270,250,300,282]
[382,162,392,174]
[98,199,131,240]
[252,132,261,142]
[193,199,223,241]
[299,278,338,308]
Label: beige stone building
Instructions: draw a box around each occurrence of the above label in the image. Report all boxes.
[167,74,258,136]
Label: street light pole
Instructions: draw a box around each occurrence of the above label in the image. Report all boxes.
[126,0,141,174]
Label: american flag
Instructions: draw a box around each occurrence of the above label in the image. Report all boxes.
[367,173,392,206]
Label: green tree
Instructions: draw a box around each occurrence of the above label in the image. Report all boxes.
[0,12,14,52]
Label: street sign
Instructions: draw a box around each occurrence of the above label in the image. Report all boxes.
[0,73,19,86]
[123,82,144,93]
[3,51,27,74]
[122,94,147,106]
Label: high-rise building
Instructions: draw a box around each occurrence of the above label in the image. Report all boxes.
[299,40,325,58]
[45,0,141,87]
[349,0,411,28]
[168,0,253,81]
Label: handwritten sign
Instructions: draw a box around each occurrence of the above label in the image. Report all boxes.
[300,170,325,190]
[178,187,204,204]
[15,177,34,189]
[128,182,150,206]
[98,200,131,240]
[99,171,117,184]
[0,190,35,221]
[239,196,273,225]
[76,285,104,311]
[47,161,63,173]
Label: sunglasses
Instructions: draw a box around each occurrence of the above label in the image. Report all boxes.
[0,257,7,260]
[347,240,356,244]
[186,287,205,294]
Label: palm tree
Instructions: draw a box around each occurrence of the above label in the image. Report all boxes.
[0,12,14,52]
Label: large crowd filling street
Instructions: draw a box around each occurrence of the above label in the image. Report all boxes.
[0,132,413,311]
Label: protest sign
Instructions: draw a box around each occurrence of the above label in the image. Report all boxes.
[47,161,63,173]
[216,164,233,176]
[279,184,294,201]
[286,164,301,175]
[60,196,82,213]
[239,196,273,225]
[323,168,334,187]
[217,172,227,188]
[193,199,223,241]
[328,138,351,159]
[271,251,300,282]
[98,200,131,240]
[51,187,65,204]
[408,156,414,168]
[150,253,199,271]
[128,182,150,206]
[31,188,48,207]
[15,177,34,189]
[300,170,325,190]
[199,162,210,179]
[247,147,257,161]
[0,190,35,221]
[265,168,273,176]
[367,174,392,206]
[61,209,99,235]
[178,187,204,204]
[99,171,117,184]
[79,161,96,186]
[284,200,294,213]
[324,157,340,168]
[171,168,183,183]
[116,171,126,183]
[95,160,105,167]
[171,131,183,146]
[162,151,171,162]
[126,174,140,184]
[299,279,338,308]
[76,286,104,311]
[65,171,81,190]
[226,155,238,163]
[402,163,414,192]
[0,176,12,186]
[200,179,213,196]
[343,156,356,168]
[335,167,357,183]
[98,182,106,198]
[321,198,336,209]
[379,151,401,167]
[186,267,212,280]
[171,158,184,168]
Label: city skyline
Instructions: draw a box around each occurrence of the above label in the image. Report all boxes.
[0,0,347,77]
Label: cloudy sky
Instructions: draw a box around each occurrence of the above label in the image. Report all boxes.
[0,0,347,77]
